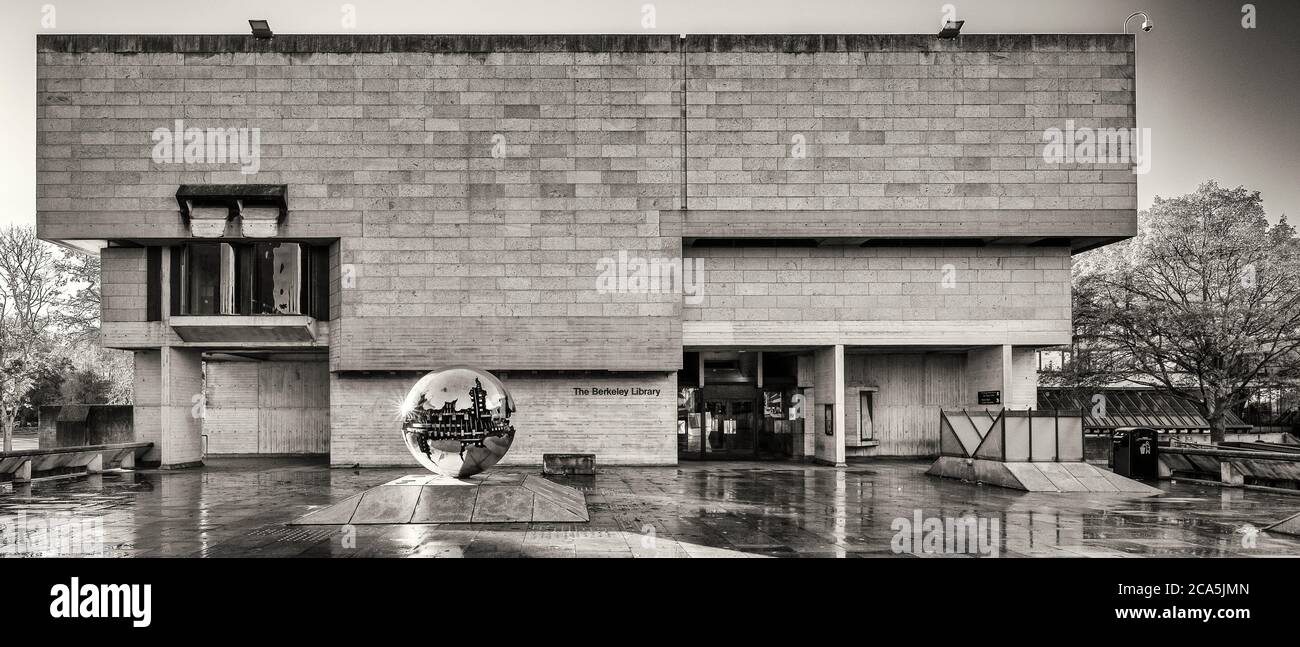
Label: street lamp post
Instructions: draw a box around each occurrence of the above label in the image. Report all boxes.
[1123,11,1154,33]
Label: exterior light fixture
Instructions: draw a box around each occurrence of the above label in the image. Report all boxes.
[1123,11,1153,33]
[249,19,273,39]
[938,20,964,38]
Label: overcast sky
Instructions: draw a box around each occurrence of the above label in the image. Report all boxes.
[1,0,1296,227]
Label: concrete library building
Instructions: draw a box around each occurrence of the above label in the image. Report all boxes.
[35,33,1136,468]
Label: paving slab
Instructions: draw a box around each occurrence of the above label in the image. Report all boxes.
[411,486,478,523]
[350,484,423,524]
[292,492,364,525]
[9,457,1300,558]
[472,486,535,522]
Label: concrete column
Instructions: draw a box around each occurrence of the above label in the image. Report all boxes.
[161,347,204,468]
[13,459,31,483]
[965,345,1038,409]
[966,345,1006,406]
[133,350,163,463]
[1220,461,1245,486]
[1006,346,1038,408]
[85,454,104,474]
[813,345,846,467]
[132,347,204,468]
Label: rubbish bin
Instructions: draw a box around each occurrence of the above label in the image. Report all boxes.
[1111,427,1159,480]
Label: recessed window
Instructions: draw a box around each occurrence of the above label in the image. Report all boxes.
[173,242,328,318]
[859,391,875,441]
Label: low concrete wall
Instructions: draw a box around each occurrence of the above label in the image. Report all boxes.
[330,371,677,467]
[1084,431,1290,464]
[1158,445,1300,491]
[38,405,134,448]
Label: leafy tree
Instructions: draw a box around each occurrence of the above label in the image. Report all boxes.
[20,355,73,426]
[60,343,133,405]
[61,368,114,406]
[0,226,66,451]
[1071,181,1300,442]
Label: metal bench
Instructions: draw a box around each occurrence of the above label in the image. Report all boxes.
[0,442,153,485]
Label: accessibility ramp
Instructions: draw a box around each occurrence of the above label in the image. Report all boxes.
[927,408,1162,495]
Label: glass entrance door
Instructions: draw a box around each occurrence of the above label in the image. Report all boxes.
[677,350,802,460]
[703,398,756,458]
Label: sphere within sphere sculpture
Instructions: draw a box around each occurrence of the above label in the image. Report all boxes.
[399,366,516,478]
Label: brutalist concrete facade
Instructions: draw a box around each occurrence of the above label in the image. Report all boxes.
[35,33,1136,467]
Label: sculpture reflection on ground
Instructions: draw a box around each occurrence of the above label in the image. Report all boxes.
[399,366,516,478]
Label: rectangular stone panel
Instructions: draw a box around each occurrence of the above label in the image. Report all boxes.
[350,484,423,524]
[471,486,535,523]
[410,487,478,523]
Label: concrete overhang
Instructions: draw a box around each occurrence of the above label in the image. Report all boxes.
[169,315,318,343]
[679,209,1137,254]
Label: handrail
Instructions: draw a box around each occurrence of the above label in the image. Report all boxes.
[1162,446,1300,462]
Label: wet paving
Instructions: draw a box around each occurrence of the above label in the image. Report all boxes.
[2,457,1299,558]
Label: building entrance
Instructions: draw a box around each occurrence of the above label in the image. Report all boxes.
[678,351,804,460]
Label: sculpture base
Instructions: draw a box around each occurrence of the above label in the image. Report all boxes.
[291,473,589,525]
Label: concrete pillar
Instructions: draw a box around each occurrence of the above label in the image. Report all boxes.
[1006,346,1038,408]
[965,345,1038,409]
[796,354,815,458]
[813,345,846,467]
[132,347,204,469]
[133,350,163,463]
[14,459,31,483]
[1158,456,1173,480]
[1220,461,1244,486]
[85,454,104,474]
[161,347,204,468]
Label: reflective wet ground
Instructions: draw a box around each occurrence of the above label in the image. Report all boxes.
[2,457,1299,557]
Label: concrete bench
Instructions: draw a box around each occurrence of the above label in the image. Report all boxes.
[0,442,153,485]
[1159,445,1300,492]
[542,453,596,476]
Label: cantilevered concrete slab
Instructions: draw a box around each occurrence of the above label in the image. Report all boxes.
[291,473,589,525]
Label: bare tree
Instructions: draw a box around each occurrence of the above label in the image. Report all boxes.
[0,226,66,451]
[1073,182,1300,442]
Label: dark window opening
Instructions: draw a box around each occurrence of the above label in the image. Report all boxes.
[689,238,821,248]
[145,247,162,321]
[859,391,875,441]
[185,243,223,315]
[173,242,329,318]
[859,238,987,248]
